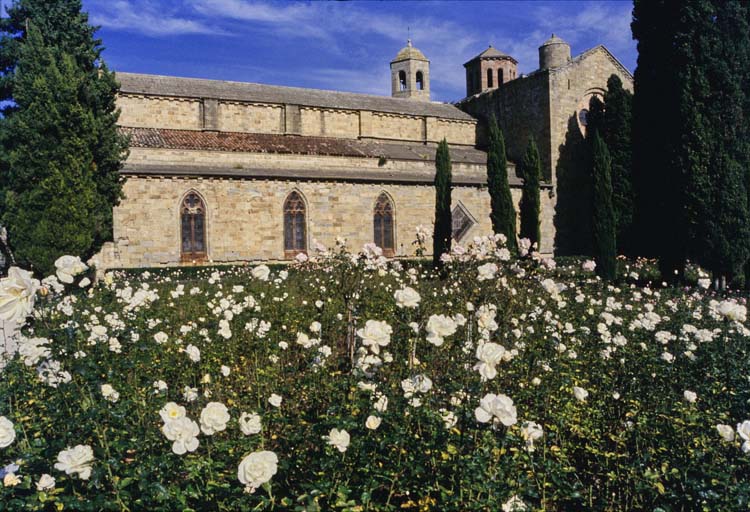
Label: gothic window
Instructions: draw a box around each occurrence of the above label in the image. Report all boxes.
[499,68,504,85]
[451,203,476,242]
[399,70,407,91]
[284,191,307,258]
[373,193,395,257]
[487,68,493,88]
[416,71,424,90]
[180,192,207,262]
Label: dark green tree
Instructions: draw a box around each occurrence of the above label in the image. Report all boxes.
[486,115,517,254]
[553,114,591,256]
[0,0,128,274]
[590,130,617,281]
[682,0,750,286]
[632,0,687,282]
[602,75,635,256]
[432,139,452,269]
[1,26,98,274]
[519,137,541,248]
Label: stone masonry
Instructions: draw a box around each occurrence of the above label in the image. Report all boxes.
[98,38,629,269]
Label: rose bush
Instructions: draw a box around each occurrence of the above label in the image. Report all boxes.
[0,240,749,510]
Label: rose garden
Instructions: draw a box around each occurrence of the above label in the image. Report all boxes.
[0,235,749,510]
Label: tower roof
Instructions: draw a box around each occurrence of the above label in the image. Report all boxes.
[463,45,517,67]
[391,39,429,63]
[541,33,569,47]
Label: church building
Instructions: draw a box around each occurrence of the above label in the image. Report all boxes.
[97,35,632,268]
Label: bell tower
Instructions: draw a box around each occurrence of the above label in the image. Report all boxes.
[390,39,430,101]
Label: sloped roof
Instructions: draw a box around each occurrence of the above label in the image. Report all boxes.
[116,72,473,121]
[541,34,569,47]
[122,127,488,164]
[464,45,518,67]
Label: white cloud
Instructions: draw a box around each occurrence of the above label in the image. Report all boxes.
[87,0,226,37]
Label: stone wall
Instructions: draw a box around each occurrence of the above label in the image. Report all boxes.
[220,102,284,133]
[547,48,634,181]
[104,173,555,268]
[457,72,551,181]
[117,95,203,130]
[116,94,476,146]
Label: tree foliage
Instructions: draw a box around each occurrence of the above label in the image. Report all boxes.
[486,115,517,254]
[433,139,452,269]
[519,137,541,248]
[632,0,750,284]
[602,75,635,257]
[0,0,128,275]
[590,131,617,281]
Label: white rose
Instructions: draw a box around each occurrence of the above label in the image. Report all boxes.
[394,287,421,308]
[426,314,457,346]
[100,384,120,403]
[153,331,168,344]
[160,404,187,424]
[0,416,16,448]
[221,365,231,377]
[365,415,382,430]
[36,473,56,491]
[573,386,589,402]
[477,262,498,281]
[356,320,392,354]
[18,336,51,366]
[54,255,88,284]
[161,417,200,455]
[736,420,750,441]
[200,402,230,435]
[237,450,278,493]
[325,428,350,452]
[475,393,517,427]
[582,260,597,272]
[474,342,506,380]
[185,344,201,362]
[520,421,544,452]
[502,495,528,512]
[54,445,95,480]
[683,390,697,403]
[268,394,282,407]
[0,266,40,323]
[296,332,316,349]
[716,424,735,442]
[251,265,271,281]
[373,394,388,412]
[239,412,262,435]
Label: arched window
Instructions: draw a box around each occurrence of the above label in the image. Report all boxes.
[181,192,207,262]
[498,68,504,85]
[399,70,407,91]
[284,191,307,258]
[487,68,494,88]
[373,193,395,256]
[416,71,424,90]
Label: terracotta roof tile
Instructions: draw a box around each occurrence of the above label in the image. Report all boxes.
[121,127,488,164]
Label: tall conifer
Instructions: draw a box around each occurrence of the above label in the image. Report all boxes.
[519,137,541,248]
[433,139,452,269]
[602,75,634,256]
[486,115,517,254]
[0,0,128,274]
[590,131,617,281]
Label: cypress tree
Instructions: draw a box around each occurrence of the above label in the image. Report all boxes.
[1,25,98,274]
[432,139,452,269]
[0,0,128,274]
[590,131,617,281]
[486,115,517,254]
[602,75,634,257]
[519,137,541,248]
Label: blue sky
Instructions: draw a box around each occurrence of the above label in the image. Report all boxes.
[20,1,637,103]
